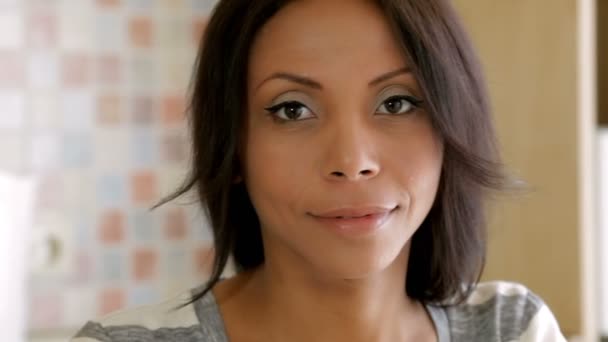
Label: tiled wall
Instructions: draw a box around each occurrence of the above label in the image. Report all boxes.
[0,0,216,332]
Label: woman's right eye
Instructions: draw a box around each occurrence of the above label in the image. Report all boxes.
[264,101,315,122]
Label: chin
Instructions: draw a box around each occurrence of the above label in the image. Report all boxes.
[305,237,410,281]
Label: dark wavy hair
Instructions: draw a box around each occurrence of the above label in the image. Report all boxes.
[160,0,512,307]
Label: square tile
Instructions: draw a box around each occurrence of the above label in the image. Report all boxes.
[62,133,93,168]
[97,173,127,207]
[101,249,125,281]
[129,56,156,90]
[29,293,64,329]
[130,169,157,205]
[62,171,95,210]
[160,59,189,91]
[128,285,159,306]
[0,51,24,87]
[64,287,96,326]
[166,248,189,278]
[131,209,158,242]
[161,94,186,125]
[59,10,93,51]
[128,16,154,48]
[161,131,188,164]
[131,95,157,125]
[0,134,22,172]
[27,52,60,88]
[97,55,123,84]
[186,0,215,14]
[0,11,24,48]
[72,249,94,283]
[95,12,125,51]
[96,94,123,125]
[61,90,94,130]
[96,0,121,7]
[94,129,129,168]
[29,132,60,170]
[193,245,214,277]
[27,10,57,48]
[158,17,187,47]
[127,0,156,10]
[191,16,207,45]
[0,90,24,129]
[30,92,60,128]
[132,247,158,282]
[61,54,91,87]
[98,287,126,316]
[130,128,158,166]
[164,207,187,240]
[35,173,65,211]
[98,209,126,244]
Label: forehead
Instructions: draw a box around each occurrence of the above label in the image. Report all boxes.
[247,0,408,86]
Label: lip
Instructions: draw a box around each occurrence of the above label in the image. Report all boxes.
[309,206,398,236]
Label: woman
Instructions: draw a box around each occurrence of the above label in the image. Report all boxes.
[74,0,566,341]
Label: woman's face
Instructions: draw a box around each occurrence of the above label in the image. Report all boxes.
[243,0,443,279]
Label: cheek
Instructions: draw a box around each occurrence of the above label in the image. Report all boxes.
[242,130,313,223]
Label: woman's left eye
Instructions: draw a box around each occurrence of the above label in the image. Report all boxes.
[377,95,423,115]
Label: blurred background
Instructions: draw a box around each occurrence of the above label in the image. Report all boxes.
[0,0,604,341]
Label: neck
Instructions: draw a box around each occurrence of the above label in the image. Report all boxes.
[237,242,429,342]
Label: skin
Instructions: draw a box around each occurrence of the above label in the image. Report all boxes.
[213,0,444,341]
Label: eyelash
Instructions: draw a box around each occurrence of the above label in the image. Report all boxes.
[264,95,424,123]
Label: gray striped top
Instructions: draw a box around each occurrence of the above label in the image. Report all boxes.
[72,281,566,342]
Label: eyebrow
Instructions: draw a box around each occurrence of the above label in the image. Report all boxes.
[255,67,412,91]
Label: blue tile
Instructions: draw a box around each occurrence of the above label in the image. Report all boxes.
[62,134,93,168]
[166,248,188,278]
[131,209,158,242]
[129,285,159,306]
[97,174,127,207]
[127,0,156,10]
[130,129,158,166]
[101,249,125,282]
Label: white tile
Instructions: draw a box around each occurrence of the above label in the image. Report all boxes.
[94,12,126,52]
[27,53,60,88]
[0,135,22,172]
[0,90,25,129]
[61,90,94,130]
[0,11,23,48]
[29,133,60,170]
[30,92,60,129]
[58,10,93,51]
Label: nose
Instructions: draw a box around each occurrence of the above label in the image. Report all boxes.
[322,118,380,182]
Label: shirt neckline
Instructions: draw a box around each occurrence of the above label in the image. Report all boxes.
[194,288,450,342]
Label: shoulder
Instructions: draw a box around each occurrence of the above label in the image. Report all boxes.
[71,287,227,342]
[443,281,566,342]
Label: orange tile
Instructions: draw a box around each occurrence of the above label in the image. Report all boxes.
[129,16,153,48]
[194,245,214,276]
[28,11,57,48]
[133,248,158,282]
[96,0,121,7]
[164,207,187,240]
[97,94,122,125]
[161,95,185,125]
[161,133,187,163]
[99,209,125,244]
[0,51,24,87]
[192,17,207,44]
[131,170,157,204]
[98,288,125,316]
[97,55,122,83]
[62,54,90,87]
